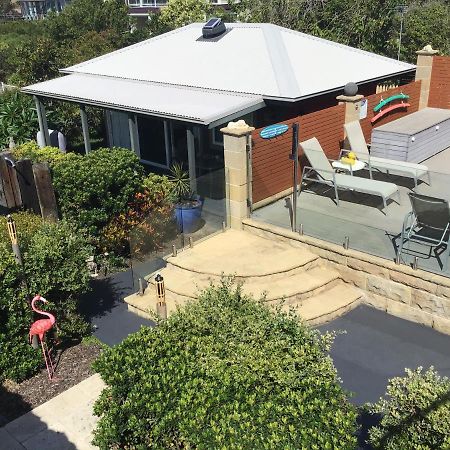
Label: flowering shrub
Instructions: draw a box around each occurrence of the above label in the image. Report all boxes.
[93,280,358,449]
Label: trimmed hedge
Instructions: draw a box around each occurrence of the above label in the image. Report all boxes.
[369,367,450,449]
[93,280,358,449]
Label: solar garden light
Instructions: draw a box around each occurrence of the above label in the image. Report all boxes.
[155,273,167,320]
[6,215,22,265]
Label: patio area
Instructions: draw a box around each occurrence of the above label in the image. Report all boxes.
[253,147,450,277]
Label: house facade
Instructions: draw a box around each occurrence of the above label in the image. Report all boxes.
[22,20,415,197]
[19,0,70,19]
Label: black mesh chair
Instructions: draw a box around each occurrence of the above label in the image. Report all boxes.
[397,193,450,271]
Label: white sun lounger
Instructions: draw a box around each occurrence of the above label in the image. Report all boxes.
[344,121,430,188]
[300,137,400,209]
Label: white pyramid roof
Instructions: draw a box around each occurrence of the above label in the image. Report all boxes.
[63,22,415,101]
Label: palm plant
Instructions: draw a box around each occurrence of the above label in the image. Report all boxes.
[168,163,193,204]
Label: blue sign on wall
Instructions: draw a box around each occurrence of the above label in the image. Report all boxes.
[260,123,289,139]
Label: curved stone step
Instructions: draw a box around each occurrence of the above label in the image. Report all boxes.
[148,264,341,302]
[166,229,319,278]
[285,283,362,326]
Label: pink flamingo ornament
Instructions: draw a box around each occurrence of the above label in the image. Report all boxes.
[29,295,56,380]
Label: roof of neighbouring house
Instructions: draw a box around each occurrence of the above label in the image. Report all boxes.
[22,22,416,125]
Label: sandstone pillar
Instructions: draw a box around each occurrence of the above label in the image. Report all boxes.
[415,45,439,110]
[221,120,255,229]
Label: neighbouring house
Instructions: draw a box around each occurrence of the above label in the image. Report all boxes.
[22,20,415,194]
[19,0,70,19]
[126,0,228,26]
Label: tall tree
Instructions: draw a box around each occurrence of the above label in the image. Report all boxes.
[160,0,212,29]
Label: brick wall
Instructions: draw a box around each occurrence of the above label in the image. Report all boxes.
[360,80,421,142]
[252,104,345,204]
[428,56,450,109]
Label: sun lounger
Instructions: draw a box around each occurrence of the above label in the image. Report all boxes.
[397,193,450,271]
[344,121,430,188]
[300,137,400,209]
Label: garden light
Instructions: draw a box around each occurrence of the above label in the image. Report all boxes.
[6,214,17,244]
[155,273,167,320]
[6,215,23,266]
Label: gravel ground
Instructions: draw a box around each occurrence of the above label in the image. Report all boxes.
[0,340,103,426]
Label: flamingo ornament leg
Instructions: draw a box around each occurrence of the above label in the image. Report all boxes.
[29,295,56,380]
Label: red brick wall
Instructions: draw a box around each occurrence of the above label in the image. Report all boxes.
[252,104,345,204]
[428,56,450,109]
[360,80,421,143]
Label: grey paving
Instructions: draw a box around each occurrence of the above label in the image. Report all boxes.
[79,270,154,347]
[318,305,450,405]
[253,147,450,277]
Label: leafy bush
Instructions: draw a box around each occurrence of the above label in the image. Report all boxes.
[0,90,38,148]
[24,220,92,340]
[369,367,450,449]
[100,173,174,255]
[93,281,358,449]
[0,213,92,382]
[0,243,41,382]
[51,147,144,238]
[11,141,66,165]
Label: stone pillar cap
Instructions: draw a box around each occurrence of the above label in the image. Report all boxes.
[221,120,255,137]
[336,94,364,103]
[416,45,439,55]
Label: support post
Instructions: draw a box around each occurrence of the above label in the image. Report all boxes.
[186,127,197,193]
[33,96,50,147]
[80,105,91,154]
[221,120,255,229]
[336,94,365,124]
[415,45,439,110]
[164,120,171,166]
[128,114,140,157]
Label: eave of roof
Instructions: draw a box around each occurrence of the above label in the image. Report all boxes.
[22,73,266,126]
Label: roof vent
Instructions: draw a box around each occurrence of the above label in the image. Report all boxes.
[202,18,226,39]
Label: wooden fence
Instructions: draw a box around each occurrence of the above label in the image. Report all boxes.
[0,152,58,220]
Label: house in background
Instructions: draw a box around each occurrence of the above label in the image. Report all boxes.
[19,0,70,20]
[126,0,228,25]
[22,20,415,196]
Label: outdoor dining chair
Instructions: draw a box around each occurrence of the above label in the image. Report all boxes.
[397,192,450,271]
[299,137,400,210]
[344,121,430,188]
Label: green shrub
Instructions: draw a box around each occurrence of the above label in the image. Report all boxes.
[93,280,358,449]
[0,212,43,250]
[51,147,144,238]
[0,90,38,148]
[11,140,67,166]
[369,367,450,449]
[23,220,92,340]
[0,243,41,382]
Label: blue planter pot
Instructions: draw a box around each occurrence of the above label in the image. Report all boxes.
[174,196,204,233]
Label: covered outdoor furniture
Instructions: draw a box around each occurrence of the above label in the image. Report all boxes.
[299,137,400,209]
[397,193,450,271]
[344,121,430,188]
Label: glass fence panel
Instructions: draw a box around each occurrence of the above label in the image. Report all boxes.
[130,168,229,292]
[252,147,450,278]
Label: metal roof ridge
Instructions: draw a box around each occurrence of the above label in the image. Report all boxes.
[273,23,416,68]
[51,72,267,99]
[261,23,301,98]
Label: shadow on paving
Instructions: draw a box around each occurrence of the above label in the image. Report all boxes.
[79,269,155,347]
[318,305,450,449]
[0,386,76,450]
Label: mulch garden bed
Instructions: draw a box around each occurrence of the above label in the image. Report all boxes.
[0,340,104,427]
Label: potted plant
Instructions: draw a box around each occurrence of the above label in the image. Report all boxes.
[169,163,203,233]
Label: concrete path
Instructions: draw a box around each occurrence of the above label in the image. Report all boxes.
[0,374,104,450]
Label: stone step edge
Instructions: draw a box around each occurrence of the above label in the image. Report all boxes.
[165,252,320,279]
[147,268,341,302]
